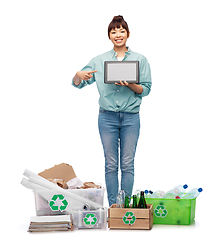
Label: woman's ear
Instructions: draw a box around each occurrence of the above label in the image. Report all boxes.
[128,31,130,38]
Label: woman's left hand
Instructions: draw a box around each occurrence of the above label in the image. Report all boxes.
[115,80,143,94]
[115,80,129,86]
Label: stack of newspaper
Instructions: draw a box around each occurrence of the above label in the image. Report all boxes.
[28,215,73,232]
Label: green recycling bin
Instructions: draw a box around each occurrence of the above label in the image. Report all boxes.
[146,198,196,225]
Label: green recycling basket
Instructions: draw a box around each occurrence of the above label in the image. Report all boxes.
[146,198,196,225]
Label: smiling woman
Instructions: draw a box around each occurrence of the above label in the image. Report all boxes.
[108,16,130,58]
[72,15,152,207]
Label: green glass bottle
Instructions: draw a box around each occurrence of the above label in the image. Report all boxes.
[138,191,147,209]
[124,196,130,208]
[132,195,138,208]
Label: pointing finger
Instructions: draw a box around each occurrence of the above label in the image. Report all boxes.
[88,70,97,74]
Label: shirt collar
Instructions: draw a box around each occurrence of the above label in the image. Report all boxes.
[111,47,131,58]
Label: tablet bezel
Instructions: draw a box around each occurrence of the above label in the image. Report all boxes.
[104,61,139,84]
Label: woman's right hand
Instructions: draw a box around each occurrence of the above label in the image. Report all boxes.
[76,70,97,81]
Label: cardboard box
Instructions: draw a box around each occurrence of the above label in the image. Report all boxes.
[108,204,153,230]
[38,163,76,188]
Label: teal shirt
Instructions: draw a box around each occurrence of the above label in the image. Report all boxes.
[72,47,152,113]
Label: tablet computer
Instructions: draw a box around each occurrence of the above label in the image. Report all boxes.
[104,61,139,84]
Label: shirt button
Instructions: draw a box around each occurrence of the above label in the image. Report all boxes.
[116,101,118,103]
[117,90,119,92]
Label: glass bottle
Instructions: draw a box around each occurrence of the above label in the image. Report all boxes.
[138,191,147,208]
[124,196,130,208]
[132,195,137,208]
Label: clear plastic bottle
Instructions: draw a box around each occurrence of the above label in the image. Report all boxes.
[134,189,141,204]
[149,190,165,198]
[163,184,188,199]
[181,188,203,199]
[116,190,125,208]
[163,192,176,199]
[173,184,188,194]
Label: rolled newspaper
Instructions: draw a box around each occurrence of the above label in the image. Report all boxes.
[21,178,85,212]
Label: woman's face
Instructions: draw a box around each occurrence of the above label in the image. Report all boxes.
[109,26,129,48]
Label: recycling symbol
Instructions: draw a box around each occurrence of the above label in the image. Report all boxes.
[49,194,68,212]
[83,213,98,226]
[122,211,136,225]
[154,205,168,218]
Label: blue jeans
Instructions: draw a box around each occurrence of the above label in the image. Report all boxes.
[98,110,140,206]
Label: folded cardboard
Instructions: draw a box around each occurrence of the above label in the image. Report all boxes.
[38,163,101,190]
[38,163,76,183]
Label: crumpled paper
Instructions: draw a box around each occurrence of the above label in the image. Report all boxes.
[48,177,101,190]
[47,178,68,189]
[80,182,102,189]
[66,177,84,189]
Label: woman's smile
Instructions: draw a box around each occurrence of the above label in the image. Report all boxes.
[115,38,123,43]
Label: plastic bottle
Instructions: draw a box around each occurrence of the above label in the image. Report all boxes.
[83,204,91,211]
[149,190,165,198]
[144,190,153,198]
[116,190,125,208]
[163,192,176,199]
[181,188,203,199]
[134,189,142,204]
[134,189,141,197]
[163,184,188,199]
[173,184,188,195]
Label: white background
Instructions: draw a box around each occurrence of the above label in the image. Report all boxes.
[1,0,216,239]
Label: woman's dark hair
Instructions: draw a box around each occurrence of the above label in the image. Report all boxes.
[108,15,130,38]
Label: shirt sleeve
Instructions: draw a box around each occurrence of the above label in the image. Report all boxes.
[137,57,152,98]
[72,58,96,89]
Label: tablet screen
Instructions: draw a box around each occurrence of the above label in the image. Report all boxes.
[104,61,139,84]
